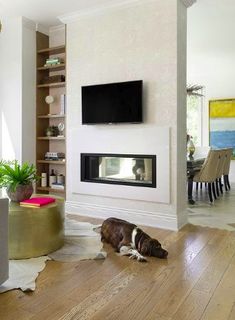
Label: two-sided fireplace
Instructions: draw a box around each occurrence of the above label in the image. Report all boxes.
[81,153,156,188]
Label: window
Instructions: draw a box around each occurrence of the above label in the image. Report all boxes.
[187,85,204,146]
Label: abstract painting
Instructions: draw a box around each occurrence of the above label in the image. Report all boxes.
[209,99,235,159]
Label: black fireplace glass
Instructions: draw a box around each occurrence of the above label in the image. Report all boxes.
[81,153,156,188]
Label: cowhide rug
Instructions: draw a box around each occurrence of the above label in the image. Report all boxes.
[0,219,106,293]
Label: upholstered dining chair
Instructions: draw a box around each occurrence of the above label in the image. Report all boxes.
[215,149,227,196]
[223,148,233,191]
[193,149,221,203]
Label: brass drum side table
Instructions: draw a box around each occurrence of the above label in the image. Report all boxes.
[9,196,64,259]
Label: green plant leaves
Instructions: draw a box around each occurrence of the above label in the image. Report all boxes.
[0,160,39,191]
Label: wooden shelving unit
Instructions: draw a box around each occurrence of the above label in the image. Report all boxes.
[36,31,66,197]
[37,187,65,194]
[37,114,66,119]
[37,63,66,71]
[37,82,66,88]
[37,137,65,140]
[37,45,65,55]
[37,160,66,165]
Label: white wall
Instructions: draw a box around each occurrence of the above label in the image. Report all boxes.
[0,16,36,164]
[187,0,235,182]
[61,0,187,230]
[22,18,36,164]
[0,16,22,161]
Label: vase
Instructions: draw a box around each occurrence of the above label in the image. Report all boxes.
[187,139,195,157]
[7,183,34,202]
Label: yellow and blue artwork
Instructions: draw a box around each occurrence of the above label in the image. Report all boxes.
[209,99,235,159]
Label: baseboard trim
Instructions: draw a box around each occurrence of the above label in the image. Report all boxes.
[65,201,178,231]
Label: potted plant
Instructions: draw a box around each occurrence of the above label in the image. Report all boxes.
[45,125,59,137]
[0,160,38,202]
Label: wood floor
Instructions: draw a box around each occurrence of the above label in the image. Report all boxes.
[1,216,235,320]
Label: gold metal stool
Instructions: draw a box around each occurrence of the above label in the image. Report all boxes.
[9,195,64,259]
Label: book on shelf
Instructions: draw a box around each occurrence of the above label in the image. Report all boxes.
[20,197,56,207]
[51,183,65,190]
[44,58,63,67]
[60,94,66,115]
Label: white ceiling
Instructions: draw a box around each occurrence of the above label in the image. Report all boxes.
[0,0,235,28]
[0,0,120,27]
[188,0,235,53]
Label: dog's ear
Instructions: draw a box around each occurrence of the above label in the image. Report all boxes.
[152,239,162,248]
[141,239,162,256]
[141,239,156,256]
[140,239,150,255]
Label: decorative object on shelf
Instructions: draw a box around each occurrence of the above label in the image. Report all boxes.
[60,94,66,115]
[57,122,65,137]
[45,125,59,137]
[57,174,65,185]
[49,169,56,187]
[51,182,65,190]
[45,95,54,105]
[44,57,63,67]
[41,173,47,187]
[41,74,65,85]
[44,152,65,161]
[0,160,38,202]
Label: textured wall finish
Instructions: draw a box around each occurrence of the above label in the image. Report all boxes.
[64,0,187,230]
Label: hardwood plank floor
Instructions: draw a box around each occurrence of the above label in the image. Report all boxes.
[1,216,235,320]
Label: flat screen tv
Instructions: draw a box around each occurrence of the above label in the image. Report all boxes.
[82,80,143,124]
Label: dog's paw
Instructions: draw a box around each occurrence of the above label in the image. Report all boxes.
[128,249,147,262]
[129,254,137,260]
[137,255,147,262]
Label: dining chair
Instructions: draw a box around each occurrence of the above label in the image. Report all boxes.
[215,149,227,196]
[193,149,221,203]
[223,148,233,191]
[194,147,211,191]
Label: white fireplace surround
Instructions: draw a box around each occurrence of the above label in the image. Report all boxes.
[70,126,170,203]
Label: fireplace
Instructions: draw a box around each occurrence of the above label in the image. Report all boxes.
[81,153,156,188]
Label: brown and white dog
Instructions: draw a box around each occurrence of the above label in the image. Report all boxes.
[101,217,168,262]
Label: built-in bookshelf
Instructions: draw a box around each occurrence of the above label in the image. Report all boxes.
[37,82,66,88]
[36,31,66,196]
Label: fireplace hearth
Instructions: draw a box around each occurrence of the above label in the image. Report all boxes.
[81,153,156,188]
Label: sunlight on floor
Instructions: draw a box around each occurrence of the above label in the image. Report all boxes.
[188,182,235,231]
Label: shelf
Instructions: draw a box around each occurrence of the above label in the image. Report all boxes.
[37,160,66,165]
[37,45,66,55]
[37,63,66,71]
[37,187,65,194]
[37,136,65,140]
[37,114,65,119]
[37,82,66,88]
[36,32,66,200]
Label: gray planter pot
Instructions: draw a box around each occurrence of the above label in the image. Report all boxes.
[7,183,34,202]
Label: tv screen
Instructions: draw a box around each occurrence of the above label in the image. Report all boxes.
[82,80,143,124]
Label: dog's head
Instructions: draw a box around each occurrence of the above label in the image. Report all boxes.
[141,239,168,259]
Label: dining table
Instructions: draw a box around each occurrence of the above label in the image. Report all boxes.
[187,155,205,204]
